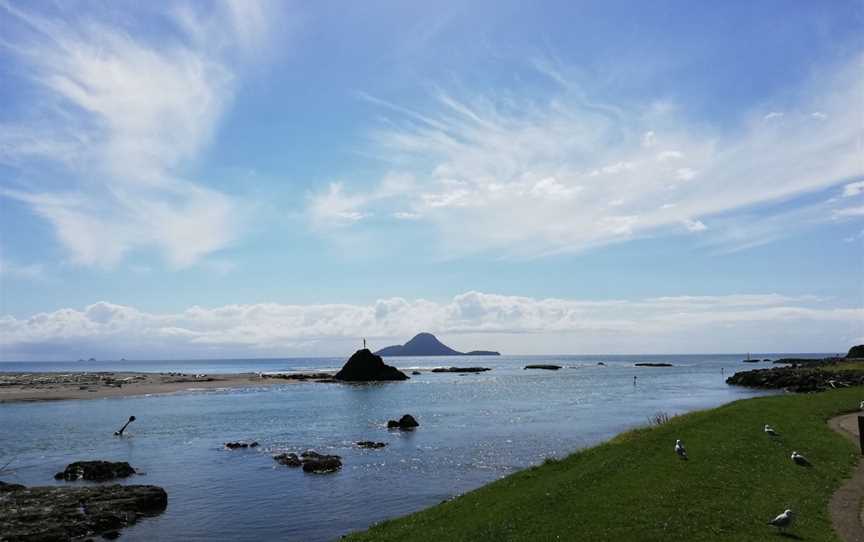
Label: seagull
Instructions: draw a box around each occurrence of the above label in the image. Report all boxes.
[764,424,778,436]
[674,439,688,460]
[768,509,794,532]
[859,400,864,410]
[791,451,811,467]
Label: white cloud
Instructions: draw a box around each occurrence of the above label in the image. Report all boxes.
[682,219,707,232]
[315,54,863,257]
[0,1,281,268]
[811,112,828,120]
[2,291,860,360]
[763,112,784,120]
[657,150,684,161]
[843,181,864,198]
[393,211,422,220]
[834,205,864,218]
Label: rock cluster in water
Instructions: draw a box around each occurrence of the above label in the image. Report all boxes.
[334,349,408,382]
[726,364,864,393]
[524,364,562,370]
[430,367,491,373]
[0,481,167,540]
[54,461,136,482]
[225,441,259,449]
[273,451,342,473]
[634,363,673,367]
[356,441,387,449]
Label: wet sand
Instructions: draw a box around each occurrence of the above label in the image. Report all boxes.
[0,371,315,403]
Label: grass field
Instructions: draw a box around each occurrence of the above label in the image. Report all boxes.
[348,387,863,541]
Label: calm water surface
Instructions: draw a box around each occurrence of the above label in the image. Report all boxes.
[0,354,815,541]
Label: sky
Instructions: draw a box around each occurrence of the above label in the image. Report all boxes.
[0,0,862,360]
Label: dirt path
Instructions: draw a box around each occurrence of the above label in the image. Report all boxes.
[829,412,864,542]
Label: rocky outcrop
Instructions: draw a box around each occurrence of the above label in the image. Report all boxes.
[0,482,167,540]
[261,372,335,381]
[847,345,864,359]
[634,363,673,367]
[334,349,408,382]
[524,364,562,370]
[54,461,136,482]
[387,414,419,429]
[356,441,387,449]
[376,333,500,357]
[225,441,259,449]
[726,365,864,393]
[431,367,491,373]
[273,451,342,473]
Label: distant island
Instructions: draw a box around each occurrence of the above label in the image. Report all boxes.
[375,333,500,357]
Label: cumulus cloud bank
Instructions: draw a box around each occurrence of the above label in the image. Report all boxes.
[310,55,864,256]
[2,292,860,360]
[0,0,280,268]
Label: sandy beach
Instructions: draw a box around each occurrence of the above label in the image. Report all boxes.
[0,371,319,403]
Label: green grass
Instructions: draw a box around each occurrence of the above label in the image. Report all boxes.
[348,387,863,541]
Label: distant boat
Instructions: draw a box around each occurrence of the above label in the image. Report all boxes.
[742,352,759,363]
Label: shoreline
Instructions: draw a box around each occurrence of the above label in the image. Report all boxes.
[0,371,313,403]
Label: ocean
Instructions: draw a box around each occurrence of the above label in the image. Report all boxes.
[0,353,821,541]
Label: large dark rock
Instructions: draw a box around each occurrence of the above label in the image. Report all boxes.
[376,332,500,357]
[334,349,408,382]
[273,451,342,473]
[54,461,136,482]
[356,441,387,449]
[387,414,419,429]
[0,483,167,540]
[634,363,673,367]
[524,364,562,370]
[847,345,864,359]
[726,365,864,393]
[225,441,258,449]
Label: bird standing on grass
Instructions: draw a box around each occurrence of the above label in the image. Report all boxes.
[791,451,811,466]
[768,509,794,532]
[764,424,778,436]
[674,439,687,460]
[859,400,864,410]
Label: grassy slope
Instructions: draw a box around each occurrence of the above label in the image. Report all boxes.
[349,387,862,541]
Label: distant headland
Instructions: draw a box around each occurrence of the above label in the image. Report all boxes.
[375,333,500,357]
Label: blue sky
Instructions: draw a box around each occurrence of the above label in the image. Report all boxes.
[0,0,862,360]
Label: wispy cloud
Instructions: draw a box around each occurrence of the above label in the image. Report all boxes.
[2,291,859,359]
[0,0,281,268]
[310,54,864,257]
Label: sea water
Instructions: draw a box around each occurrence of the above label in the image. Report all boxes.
[0,354,816,541]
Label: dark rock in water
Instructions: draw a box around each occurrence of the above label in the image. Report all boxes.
[524,364,561,370]
[375,332,500,357]
[597,362,606,366]
[387,414,419,429]
[274,451,342,472]
[411,371,422,375]
[273,453,302,467]
[431,367,491,373]
[847,345,864,359]
[741,359,759,363]
[356,441,387,449]
[225,441,258,449]
[727,364,864,393]
[334,349,408,382]
[0,483,167,540]
[772,357,842,365]
[54,461,136,482]
[634,363,673,367]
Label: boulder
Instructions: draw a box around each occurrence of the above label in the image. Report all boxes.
[54,461,136,482]
[387,414,419,429]
[274,451,343,473]
[0,483,167,540]
[524,364,562,370]
[334,349,408,382]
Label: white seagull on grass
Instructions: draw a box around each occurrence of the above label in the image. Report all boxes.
[791,451,811,467]
[674,439,687,460]
[764,424,778,436]
[768,509,794,532]
[859,400,864,410]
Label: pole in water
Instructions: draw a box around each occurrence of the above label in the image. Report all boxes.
[721,367,725,375]
[363,337,367,349]
[114,415,136,436]
[633,375,637,386]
